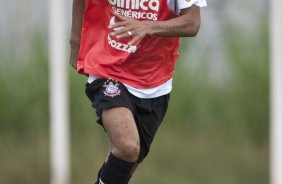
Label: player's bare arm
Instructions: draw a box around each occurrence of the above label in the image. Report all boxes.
[70,0,86,69]
[110,5,201,45]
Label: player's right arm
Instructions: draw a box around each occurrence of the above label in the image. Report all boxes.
[70,0,86,69]
[109,5,202,46]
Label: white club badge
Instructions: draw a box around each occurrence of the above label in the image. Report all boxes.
[103,79,121,98]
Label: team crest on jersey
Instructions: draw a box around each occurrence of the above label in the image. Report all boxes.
[103,79,121,98]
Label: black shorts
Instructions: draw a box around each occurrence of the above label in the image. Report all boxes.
[85,78,170,163]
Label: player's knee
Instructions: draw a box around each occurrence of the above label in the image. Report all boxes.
[112,140,140,162]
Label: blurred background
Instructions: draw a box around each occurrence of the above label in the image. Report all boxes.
[0,0,269,184]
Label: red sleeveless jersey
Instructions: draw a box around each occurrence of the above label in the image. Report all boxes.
[77,0,180,88]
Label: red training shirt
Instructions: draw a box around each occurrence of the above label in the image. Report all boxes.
[77,0,180,88]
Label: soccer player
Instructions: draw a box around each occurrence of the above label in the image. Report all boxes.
[70,0,207,183]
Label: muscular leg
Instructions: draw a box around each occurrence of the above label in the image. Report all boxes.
[96,107,140,184]
[102,107,140,162]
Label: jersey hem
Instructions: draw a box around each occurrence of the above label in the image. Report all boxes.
[82,67,174,89]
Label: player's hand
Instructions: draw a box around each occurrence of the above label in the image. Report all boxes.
[109,13,153,46]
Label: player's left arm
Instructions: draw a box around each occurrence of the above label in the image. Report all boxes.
[69,0,86,69]
[110,5,201,45]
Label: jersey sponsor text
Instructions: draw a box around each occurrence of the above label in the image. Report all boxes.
[107,35,137,53]
[108,0,160,11]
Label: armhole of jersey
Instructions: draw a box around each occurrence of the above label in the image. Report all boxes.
[174,0,180,15]
[177,0,207,11]
[167,0,180,15]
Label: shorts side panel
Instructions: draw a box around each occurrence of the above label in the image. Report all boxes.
[133,94,170,162]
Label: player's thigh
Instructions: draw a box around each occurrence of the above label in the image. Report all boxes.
[102,107,139,147]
